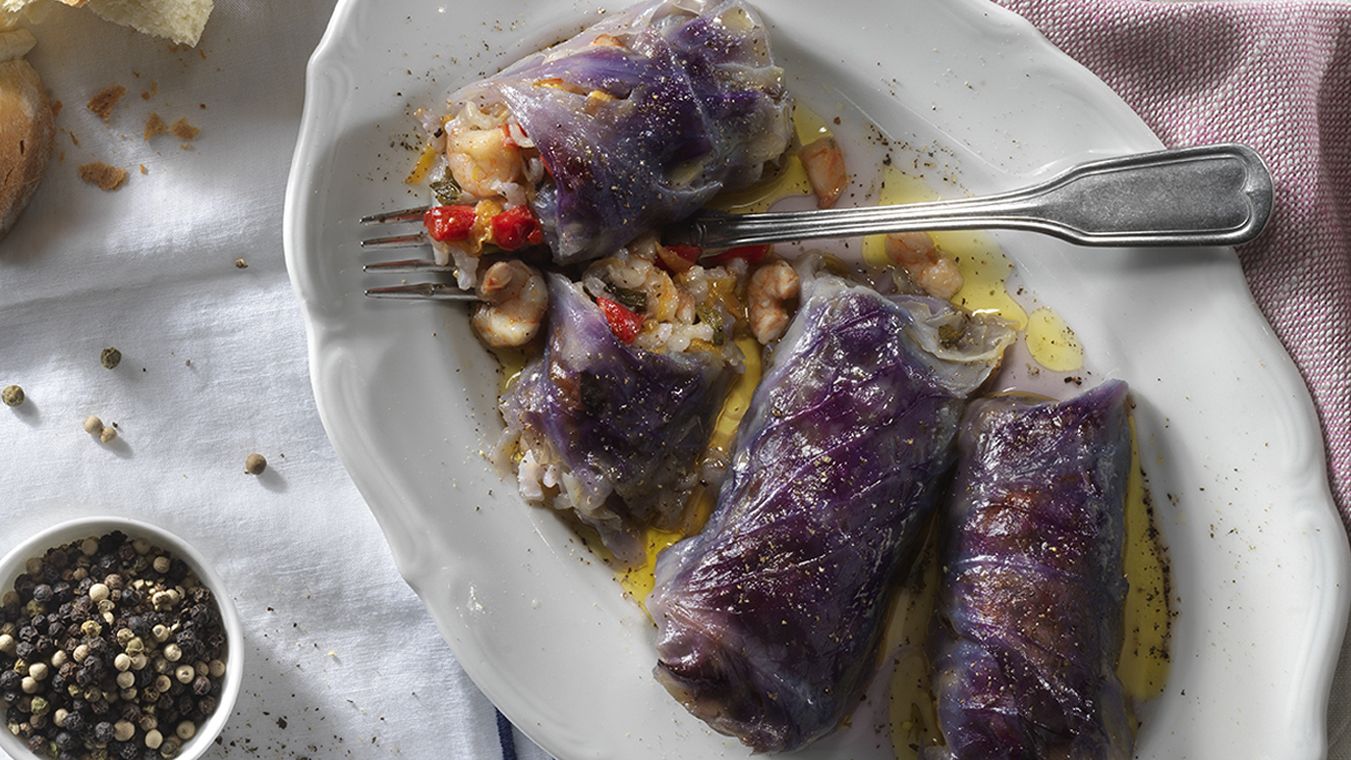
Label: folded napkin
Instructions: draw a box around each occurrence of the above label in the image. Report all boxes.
[989,1,1351,755]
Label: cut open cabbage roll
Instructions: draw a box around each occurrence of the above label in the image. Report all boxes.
[438,0,792,267]
[499,272,740,561]
[931,381,1134,760]
[647,274,1014,752]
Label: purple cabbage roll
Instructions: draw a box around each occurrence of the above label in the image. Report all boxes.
[647,275,1015,752]
[930,381,1134,760]
[451,0,792,263]
[500,274,739,561]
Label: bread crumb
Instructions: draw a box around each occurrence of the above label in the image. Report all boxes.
[79,163,128,191]
[139,164,147,175]
[144,112,168,140]
[140,80,157,101]
[87,85,127,122]
[170,118,198,141]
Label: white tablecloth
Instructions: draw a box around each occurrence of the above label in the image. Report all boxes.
[0,2,547,758]
[1,2,1348,760]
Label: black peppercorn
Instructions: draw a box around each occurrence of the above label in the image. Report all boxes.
[63,710,85,732]
[93,720,115,742]
[54,730,75,749]
[18,624,37,642]
[0,670,19,691]
[25,734,45,752]
[32,584,53,603]
[14,641,34,659]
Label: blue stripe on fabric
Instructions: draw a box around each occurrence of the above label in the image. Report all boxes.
[496,708,519,760]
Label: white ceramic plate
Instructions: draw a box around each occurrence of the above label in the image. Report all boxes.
[283,0,1351,757]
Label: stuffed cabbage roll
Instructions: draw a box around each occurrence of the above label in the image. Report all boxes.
[500,266,741,561]
[428,0,791,275]
[647,275,1014,752]
[931,381,1133,760]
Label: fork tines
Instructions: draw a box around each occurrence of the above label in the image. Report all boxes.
[364,282,478,301]
[361,203,476,301]
[359,205,431,224]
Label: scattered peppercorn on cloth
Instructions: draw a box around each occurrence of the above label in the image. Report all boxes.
[0,2,550,759]
[987,0,1351,755]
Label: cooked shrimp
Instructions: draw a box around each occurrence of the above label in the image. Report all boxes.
[446,126,523,198]
[799,136,847,208]
[747,260,800,344]
[885,232,964,299]
[471,260,548,348]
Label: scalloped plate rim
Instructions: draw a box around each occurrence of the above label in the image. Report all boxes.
[282,0,1351,757]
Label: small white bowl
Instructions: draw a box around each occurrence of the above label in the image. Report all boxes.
[0,517,242,760]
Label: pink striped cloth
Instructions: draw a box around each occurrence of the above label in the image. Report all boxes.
[993,0,1351,519]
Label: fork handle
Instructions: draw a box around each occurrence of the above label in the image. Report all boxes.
[671,144,1273,250]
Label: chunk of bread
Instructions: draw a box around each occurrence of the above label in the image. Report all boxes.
[2,0,210,46]
[87,0,212,46]
[0,52,55,238]
[0,0,84,14]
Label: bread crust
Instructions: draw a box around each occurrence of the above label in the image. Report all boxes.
[0,57,53,239]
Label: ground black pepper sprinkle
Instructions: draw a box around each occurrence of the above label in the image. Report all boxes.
[1,532,228,759]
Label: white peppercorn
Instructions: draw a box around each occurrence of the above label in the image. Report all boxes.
[244,452,267,475]
[144,729,163,749]
[163,643,182,662]
[89,583,110,603]
[1,385,23,407]
[152,624,170,643]
[100,425,118,444]
[153,556,171,574]
[20,676,37,694]
[73,644,90,663]
[114,653,131,672]
[175,720,195,740]
[113,720,135,742]
[80,537,98,556]
[116,671,135,689]
[52,709,67,728]
[50,650,67,667]
[208,660,226,678]
[131,653,148,671]
[0,633,14,655]
[174,665,194,684]
[153,675,171,693]
[194,662,208,677]
[83,416,104,435]
[125,637,145,655]
[27,663,47,681]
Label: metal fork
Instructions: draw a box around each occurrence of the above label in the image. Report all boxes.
[360,144,1273,300]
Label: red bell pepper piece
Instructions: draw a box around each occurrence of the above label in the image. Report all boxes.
[422,205,477,242]
[706,244,771,267]
[596,297,645,343]
[490,206,545,251]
